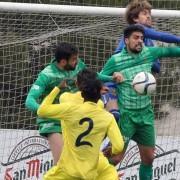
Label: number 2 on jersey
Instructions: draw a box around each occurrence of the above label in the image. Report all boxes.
[75,118,93,147]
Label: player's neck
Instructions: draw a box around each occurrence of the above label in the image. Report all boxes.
[84,99,98,103]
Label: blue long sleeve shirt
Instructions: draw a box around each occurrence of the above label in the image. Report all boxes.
[115,25,180,73]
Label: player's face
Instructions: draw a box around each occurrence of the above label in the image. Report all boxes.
[125,31,144,53]
[134,9,152,27]
[64,54,78,71]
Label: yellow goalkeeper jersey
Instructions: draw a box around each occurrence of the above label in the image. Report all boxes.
[38,87,124,179]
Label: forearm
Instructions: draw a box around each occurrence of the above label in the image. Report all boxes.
[150,47,180,59]
[97,73,113,82]
[111,138,124,155]
[37,87,63,119]
[144,26,180,43]
[40,87,60,107]
[26,73,49,112]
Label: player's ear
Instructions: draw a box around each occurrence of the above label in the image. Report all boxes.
[133,17,139,24]
[62,59,67,64]
[124,38,129,45]
[59,59,68,67]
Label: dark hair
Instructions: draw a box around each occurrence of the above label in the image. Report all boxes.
[124,24,144,38]
[125,0,152,24]
[55,42,78,62]
[77,69,102,103]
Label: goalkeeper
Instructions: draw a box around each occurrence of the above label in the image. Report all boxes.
[37,69,124,180]
[100,25,180,180]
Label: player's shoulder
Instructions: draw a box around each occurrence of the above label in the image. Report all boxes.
[97,99,104,109]
[112,48,128,63]
[101,110,116,126]
[40,63,56,75]
[104,110,115,119]
[98,107,115,121]
[60,91,83,103]
[75,59,86,71]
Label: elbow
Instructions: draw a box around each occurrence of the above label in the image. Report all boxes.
[37,105,48,118]
[117,144,124,154]
[25,96,39,113]
[37,107,43,117]
[113,141,125,155]
[25,97,29,109]
[25,98,34,112]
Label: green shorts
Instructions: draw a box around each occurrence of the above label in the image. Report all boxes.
[119,105,155,148]
[37,119,62,137]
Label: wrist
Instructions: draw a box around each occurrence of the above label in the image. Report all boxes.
[108,158,116,166]
[55,86,61,92]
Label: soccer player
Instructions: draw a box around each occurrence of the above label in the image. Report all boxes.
[115,0,180,74]
[59,69,122,180]
[37,69,124,180]
[100,25,180,180]
[25,42,118,165]
[25,42,86,165]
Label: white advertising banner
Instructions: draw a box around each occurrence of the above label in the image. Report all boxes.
[117,137,180,180]
[0,129,53,180]
[0,129,180,180]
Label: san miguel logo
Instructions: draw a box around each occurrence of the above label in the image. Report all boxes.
[1,136,53,180]
[117,144,179,180]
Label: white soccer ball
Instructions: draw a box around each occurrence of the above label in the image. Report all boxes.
[132,72,156,95]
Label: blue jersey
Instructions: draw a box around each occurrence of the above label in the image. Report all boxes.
[115,25,180,73]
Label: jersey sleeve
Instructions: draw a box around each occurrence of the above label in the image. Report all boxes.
[107,117,124,155]
[59,92,70,103]
[144,26,180,43]
[149,47,180,60]
[25,73,49,113]
[115,37,125,54]
[37,87,72,120]
[97,73,113,82]
[100,57,116,76]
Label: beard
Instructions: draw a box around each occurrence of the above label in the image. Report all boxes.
[129,44,143,54]
[64,63,76,71]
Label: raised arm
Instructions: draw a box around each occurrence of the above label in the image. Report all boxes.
[144,26,180,43]
[37,87,71,120]
[149,46,180,60]
[25,73,48,112]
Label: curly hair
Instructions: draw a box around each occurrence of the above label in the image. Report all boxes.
[55,42,78,62]
[125,0,152,24]
[77,69,102,103]
[123,24,144,38]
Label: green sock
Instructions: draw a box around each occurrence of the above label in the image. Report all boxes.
[139,163,152,180]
